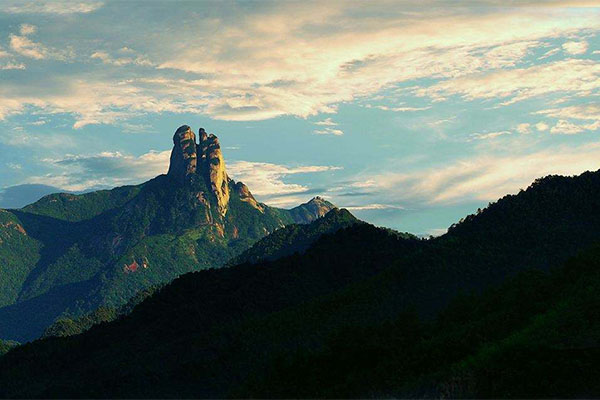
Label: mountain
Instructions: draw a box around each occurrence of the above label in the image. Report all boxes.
[229,207,362,265]
[0,184,65,209]
[0,125,336,342]
[2,170,600,397]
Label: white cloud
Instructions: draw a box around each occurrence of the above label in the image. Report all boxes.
[28,149,171,191]
[0,3,599,125]
[516,123,531,134]
[344,203,404,211]
[539,47,560,59]
[0,1,103,14]
[153,5,599,121]
[0,77,209,128]
[562,40,588,55]
[19,24,37,35]
[6,163,22,170]
[365,104,431,112]
[91,50,154,67]
[313,127,344,136]
[416,59,600,105]
[314,118,338,126]
[227,160,342,206]
[9,34,48,59]
[550,119,600,134]
[28,120,47,126]
[356,142,600,205]
[469,130,511,140]
[0,61,25,70]
[536,105,600,121]
[535,121,549,131]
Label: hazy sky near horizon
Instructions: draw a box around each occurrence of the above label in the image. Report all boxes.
[0,0,599,235]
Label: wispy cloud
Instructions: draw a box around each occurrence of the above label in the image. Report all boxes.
[365,104,431,112]
[313,128,344,136]
[344,203,404,211]
[535,105,600,121]
[0,1,103,14]
[562,40,588,55]
[314,118,338,126]
[550,119,600,134]
[228,160,341,206]
[469,130,512,140]
[416,59,600,105]
[351,142,600,205]
[0,3,598,126]
[28,150,171,191]
[91,50,154,67]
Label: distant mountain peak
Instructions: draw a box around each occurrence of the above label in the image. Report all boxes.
[299,196,337,218]
[167,125,230,216]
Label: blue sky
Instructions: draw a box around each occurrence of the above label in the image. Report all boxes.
[0,1,599,235]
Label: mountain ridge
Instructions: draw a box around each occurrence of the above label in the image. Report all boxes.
[2,168,600,397]
[0,125,338,342]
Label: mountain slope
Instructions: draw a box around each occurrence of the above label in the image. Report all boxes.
[2,169,600,397]
[230,208,361,265]
[0,125,336,342]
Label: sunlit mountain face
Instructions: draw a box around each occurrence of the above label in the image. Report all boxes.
[0,1,599,235]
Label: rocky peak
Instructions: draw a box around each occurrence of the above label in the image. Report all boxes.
[167,125,197,183]
[304,196,336,218]
[234,181,264,212]
[167,125,230,216]
[198,128,230,216]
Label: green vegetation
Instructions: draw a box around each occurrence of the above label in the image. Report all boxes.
[230,208,361,265]
[43,285,159,338]
[0,340,18,356]
[0,174,336,342]
[2,170,600,397]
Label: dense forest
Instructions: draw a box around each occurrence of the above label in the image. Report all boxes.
[1,170,600,397]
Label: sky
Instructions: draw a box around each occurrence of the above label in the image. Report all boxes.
[0,0,599,236]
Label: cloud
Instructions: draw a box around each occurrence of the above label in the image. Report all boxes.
[0,1,103,14]
[313,127,344,136]
[539,47,560,59]
[314,118,338,126]
[0,3,599,125]
[365,104,431,112]
[469,130,511,140]
[19,24,37,35]
[562,40,588,55]
[0,61,25,70]
[152,4,597,121]
[0,77,207,128]
[549,119,600,134]
[91,50,154,67]
[352,142,600,206]
[516,123,531,134]
[9,34,48,59]
[416,59,600,105]
[343,203,404,211]
[535,121,549,131]
[536,105,600,121]
[227,160,341,206]
[28,150,171,191]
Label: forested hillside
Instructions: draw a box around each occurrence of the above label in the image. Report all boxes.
[2,170,600,398]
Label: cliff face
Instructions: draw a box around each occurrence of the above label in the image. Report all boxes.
[167,126,230,216]
[167,125,197,182]
[198,128,230,216]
